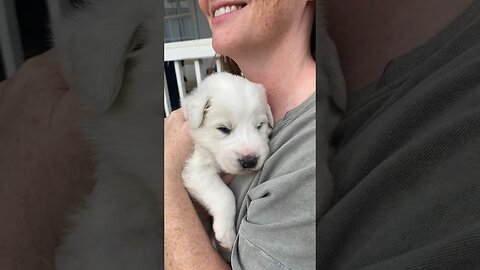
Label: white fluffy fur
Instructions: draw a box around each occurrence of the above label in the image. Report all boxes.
[181,72,273,250]
[51,0,162,269]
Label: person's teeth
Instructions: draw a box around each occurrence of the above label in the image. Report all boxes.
[214,5,242,17]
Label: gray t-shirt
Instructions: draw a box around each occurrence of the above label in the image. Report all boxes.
[227,93,316,269]
[222,10,345,268]
[318,1,480,269]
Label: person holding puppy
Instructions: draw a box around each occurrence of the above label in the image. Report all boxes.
[165,0,340,269]
[165,0,480,269]
[2,0,480,269]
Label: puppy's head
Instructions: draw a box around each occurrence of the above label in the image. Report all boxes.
[182,72,274,175]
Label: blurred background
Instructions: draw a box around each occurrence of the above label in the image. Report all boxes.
[0,0,212,75]
[0,0,52,81]
[0,0,214,114]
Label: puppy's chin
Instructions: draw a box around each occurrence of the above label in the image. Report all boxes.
[234,168,260,176]
[219,164,264,176]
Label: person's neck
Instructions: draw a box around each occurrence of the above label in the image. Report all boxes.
[231,36,316,121]
[239,49,315,121]
[325,0,473,93]
[230,9,316,121]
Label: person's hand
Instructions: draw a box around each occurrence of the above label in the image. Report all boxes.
[0,49,94,270]
[164,109,193,177]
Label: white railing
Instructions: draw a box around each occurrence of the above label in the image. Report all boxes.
[164,38,220,116]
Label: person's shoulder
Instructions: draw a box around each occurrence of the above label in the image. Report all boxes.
[271,94,316,141]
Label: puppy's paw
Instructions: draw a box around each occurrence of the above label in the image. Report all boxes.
[213,221,236,250]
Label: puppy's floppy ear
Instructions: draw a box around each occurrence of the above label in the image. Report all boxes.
[181,90,210,128]
[66,18,141,113]
[266,103,274,128]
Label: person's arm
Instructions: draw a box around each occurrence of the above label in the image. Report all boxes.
[164,110,230,269]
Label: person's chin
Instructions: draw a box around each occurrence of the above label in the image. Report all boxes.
[211,33,240,58]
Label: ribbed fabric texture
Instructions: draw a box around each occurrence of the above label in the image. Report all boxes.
[317,1,480,269]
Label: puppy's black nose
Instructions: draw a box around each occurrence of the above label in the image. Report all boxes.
[239,156,258,169]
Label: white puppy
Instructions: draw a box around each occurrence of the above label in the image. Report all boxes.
[51,0,162,269]
[181,72,273,250]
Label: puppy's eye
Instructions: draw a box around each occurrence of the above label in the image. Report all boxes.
[256,123,263,130]
[217,126,231,135]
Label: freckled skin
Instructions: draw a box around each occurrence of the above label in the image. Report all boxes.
[198,0,308,60]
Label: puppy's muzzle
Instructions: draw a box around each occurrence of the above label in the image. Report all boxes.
[238,155,258,169]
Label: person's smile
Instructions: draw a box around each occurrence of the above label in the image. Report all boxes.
[209,1,248,25]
